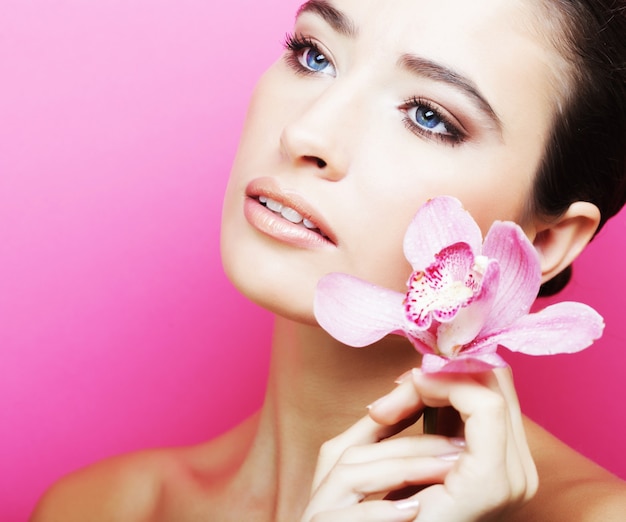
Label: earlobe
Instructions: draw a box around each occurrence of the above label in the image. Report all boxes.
[531,202,601,284]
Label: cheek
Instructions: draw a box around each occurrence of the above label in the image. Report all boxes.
[220,223,312,323]
[342,220,413,292]
[228,66,288,174]
[457,151,535,231]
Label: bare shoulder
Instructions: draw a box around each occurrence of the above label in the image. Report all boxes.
[30,449,170,522]
[31,414,260,522]
[513,416,626,521]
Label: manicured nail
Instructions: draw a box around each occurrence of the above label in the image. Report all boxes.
[395,498,420,511]
[394,369,413,384]
[366,397,383,410]
[450,437,467,448]
[438,451,462,462]
[366,394,388,410]
[411,368,423,381]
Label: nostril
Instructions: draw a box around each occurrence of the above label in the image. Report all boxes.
[302,155,327,168]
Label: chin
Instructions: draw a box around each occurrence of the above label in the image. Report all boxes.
[232,273,319,326]
[220,244,320,327]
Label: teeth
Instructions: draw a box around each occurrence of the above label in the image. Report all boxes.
[265,198,283,213]
[259,196,326,237]
[281,207,303,224]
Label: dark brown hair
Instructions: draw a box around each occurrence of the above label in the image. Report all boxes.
[533,0,626,295]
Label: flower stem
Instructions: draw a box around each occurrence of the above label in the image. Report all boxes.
[423,406,439,434]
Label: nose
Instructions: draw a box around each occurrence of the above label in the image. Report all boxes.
[279,83,357,181]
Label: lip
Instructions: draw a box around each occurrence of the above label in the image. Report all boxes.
[244,177,337,248]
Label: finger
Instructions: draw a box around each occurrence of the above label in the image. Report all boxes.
[309,456,451,513]
[493,368,538,500]
[410,369,535,510]
[409,370,508,463]
[337,435,466,465]
[312,411,421,491]
[427,370,529,498]
[304,498,420,522]
[368,377,426,425]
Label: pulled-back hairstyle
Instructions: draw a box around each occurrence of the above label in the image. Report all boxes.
[532,0,626,296]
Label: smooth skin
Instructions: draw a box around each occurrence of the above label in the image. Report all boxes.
[32,0,626,520]
[31,361,626,521]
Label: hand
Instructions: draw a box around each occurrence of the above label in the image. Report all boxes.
[300,368,538,522]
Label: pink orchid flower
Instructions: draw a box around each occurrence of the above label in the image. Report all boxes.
[314,196,604,373]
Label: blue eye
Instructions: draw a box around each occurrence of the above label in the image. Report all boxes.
[284,33,336,77]
[415,107,445,130]
[403,97,465,145]
[302,48,331,72]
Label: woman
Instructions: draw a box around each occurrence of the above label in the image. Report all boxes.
[32,0,626,520]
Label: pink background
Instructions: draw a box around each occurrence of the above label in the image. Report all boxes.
[1,2,625,520]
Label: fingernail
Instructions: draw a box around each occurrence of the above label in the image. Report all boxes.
[395,498,420,511]
[366,387,397,411]
[394,369,413,384]
[450,437,466,448]
[438,451,462,462]
[366,395,387,410]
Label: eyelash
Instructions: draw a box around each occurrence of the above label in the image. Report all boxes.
[283,32,334,76]
[402,97,466,145]
[283,33,466,146]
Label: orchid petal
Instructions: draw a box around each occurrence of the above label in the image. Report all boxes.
[421,352,508,373]
[314,273,405,347]
[481,222,541,333]
[436,259,499,355]
[405,243,475,328]
[484,302,604,355]
[314,196,604,376]
[404,196,482,270]
[404,327,438,355]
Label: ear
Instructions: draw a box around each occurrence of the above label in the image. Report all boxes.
[531,202,601,284]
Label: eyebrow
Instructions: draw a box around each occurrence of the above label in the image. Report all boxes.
[297,0,357,37]
[297,1,502,131]
[399,55,503,131]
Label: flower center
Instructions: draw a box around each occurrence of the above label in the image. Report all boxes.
[403,242,485,330]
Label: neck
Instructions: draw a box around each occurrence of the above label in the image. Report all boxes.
[268,316,421,433]
[245,315,421,519]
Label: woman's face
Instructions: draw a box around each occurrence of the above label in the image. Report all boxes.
[221,0,564,323]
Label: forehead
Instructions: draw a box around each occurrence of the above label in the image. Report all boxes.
[296,0,548,62]
[296,0,564,137]
[298,0,538,38]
